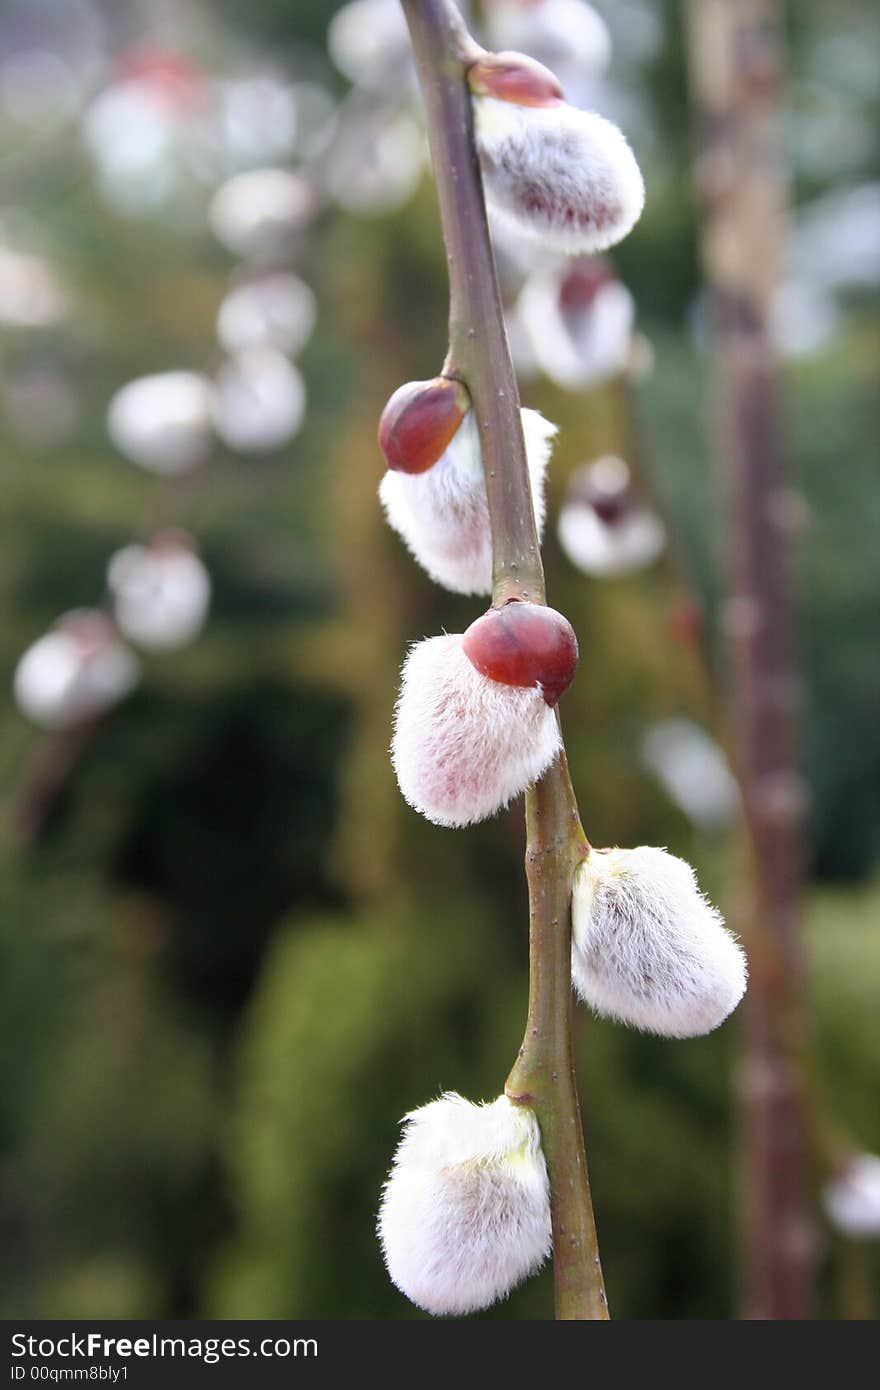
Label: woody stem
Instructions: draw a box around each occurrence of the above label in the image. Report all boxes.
[400,0,607,1320]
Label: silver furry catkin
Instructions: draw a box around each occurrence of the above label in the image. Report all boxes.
[379,408,556,595]
[557,499,665,576]
[823,1154,880,1239]
[107,371,214,474]
[13,610,139,731]
[557,455,665,577]
[473,93,644,256]
[391,632,561,826]
[571,846,747,1037]
[378,1092,551,1316]
[516,263,635,388]
[107,538,211,652]
[484,0,612,95]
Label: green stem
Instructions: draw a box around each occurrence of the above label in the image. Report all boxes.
[507,743,608,1320]
[400,0,608,1320]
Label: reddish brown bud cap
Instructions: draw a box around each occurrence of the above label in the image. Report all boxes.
[589,488,627,525]
[570,456,633,526]
[559,260,614,317]
[462,601,579,707]
[467,51,564,108]
[378,376,470,475]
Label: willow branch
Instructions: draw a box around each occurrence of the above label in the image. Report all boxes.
[686,0,816,1319]
[401,0,607,1320]
[5,718,106,844]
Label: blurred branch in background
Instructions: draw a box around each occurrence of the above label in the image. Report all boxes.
[687,0,816,1319]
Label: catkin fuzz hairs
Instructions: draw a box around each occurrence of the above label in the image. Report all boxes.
[571,846,747,1037]
[378,1092,551,1315]
[474,96,645,256]
[391,632,561,827]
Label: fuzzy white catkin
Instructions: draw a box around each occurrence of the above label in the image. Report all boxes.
[823,1154,880,1239]
[13,614,138,731]
[517,270,635,388]
[485,0,612,84]
[571,846,747,1037]
[107,544,211,652]
[391,633,561,827]
[641,718,740,834]
[379,408,556,595]
[107,371,214,474]
[378,1092,551,1315]
[209,169,314,260]
[212,349,305,453]
[474,96,645,255]
[327,0,411,90]
[324,111,424,217]
[557,502,665,576]
[216,273,316,357]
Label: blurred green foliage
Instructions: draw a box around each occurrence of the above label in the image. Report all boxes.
[0,0,878,1321]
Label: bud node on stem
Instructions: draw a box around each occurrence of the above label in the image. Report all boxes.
[462,601,578,706]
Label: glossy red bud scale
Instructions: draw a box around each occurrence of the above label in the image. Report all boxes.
[467,51,564,108]
[462,601,578,707]
[378,376,470,475]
